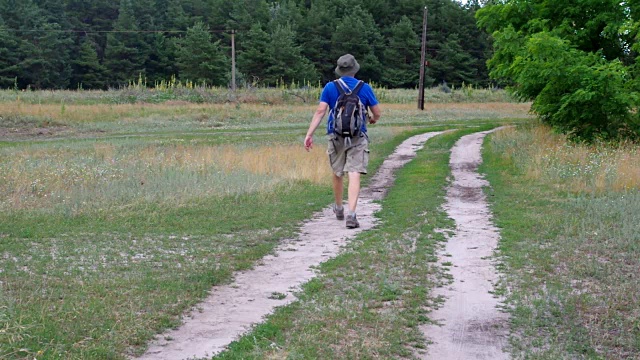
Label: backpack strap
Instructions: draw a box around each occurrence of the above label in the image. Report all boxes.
[334,79,349,95]
[336,78,365,93]
[352,80,364,95]
[335,79,364,96]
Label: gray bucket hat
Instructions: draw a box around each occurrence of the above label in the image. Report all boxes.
[335,54,360,76]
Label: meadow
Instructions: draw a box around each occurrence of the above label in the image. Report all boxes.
[1,85,638,359]
[483,124,640,359]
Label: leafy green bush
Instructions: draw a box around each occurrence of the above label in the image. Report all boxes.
[478,1,640,142]
[496,31,638,140]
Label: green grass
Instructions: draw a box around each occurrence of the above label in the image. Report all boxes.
[213,126,501,359]
[0,183,334,359]
[481,126,640,359]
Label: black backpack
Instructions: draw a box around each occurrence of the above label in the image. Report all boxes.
[332,79,366,140]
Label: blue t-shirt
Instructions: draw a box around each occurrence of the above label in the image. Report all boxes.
[320,76,379,135]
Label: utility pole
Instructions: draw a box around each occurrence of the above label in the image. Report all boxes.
[418,6,428,110]
[231,30,236,92]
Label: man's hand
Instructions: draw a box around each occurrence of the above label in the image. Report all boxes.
[304,135,313,151]
[369,105,381,125]
[305,102,328,152]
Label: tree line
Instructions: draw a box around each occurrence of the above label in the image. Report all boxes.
[0,0,491,90]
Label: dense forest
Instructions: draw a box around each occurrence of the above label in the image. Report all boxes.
[0,0,490,90]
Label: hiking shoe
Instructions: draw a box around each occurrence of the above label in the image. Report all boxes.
[346,214,360,229]
[333,204,345,220]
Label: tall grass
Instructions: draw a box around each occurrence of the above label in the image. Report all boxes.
[491,124,640,193]
[485,123,640,358]
[0,102,281,125]
[0,83,515,106]
[0,102,531,132]
[0,141,330,213]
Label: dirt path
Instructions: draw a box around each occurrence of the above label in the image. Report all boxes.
[419,130,509,359]
[135,131,445,360]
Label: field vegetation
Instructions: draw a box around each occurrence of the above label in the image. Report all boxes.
[3,85,638,359]
[0,87,526,359]
[483,124,640,359]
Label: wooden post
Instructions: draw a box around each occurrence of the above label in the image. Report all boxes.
[418,6,428,110]
[231,30,236,92]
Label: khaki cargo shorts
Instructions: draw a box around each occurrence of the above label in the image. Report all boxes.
[327,134,369,177]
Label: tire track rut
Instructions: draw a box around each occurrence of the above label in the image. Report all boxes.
[420,129,509,360]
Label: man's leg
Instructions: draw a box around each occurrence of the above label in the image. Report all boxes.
[345,172,361,229]
[332,173,345,220]
[347,171,361,213]
[332,173,344,207]
[343,136,367,229]
[328,136,346,220]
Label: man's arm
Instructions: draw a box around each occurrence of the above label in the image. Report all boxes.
[369,104,381,124]
[304,101,329,151]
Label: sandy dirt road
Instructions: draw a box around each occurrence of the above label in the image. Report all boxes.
[419,129,509,360]
[135,131,445,360]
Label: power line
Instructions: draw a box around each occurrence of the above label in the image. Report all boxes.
[2,29,233,33]
[2,27,492,56]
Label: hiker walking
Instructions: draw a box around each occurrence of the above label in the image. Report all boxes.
[304,54,382,228]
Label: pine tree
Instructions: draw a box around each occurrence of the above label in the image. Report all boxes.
[175,22,229,86]
[31,22,74,89]
[265,24,317,85]
[0,0,73,89]
[382,16,422,88]
[416,0,483,87]
[133,0,159,82]
[227,0,270,31]
[454,1,491,86]
[360,0,391,27]
[268,0,304,32]
[207,0,234,30]
[165,0,190,31]
[298,0,344,83]
[389,0,429,30]
[0,0,495,90]
[35,0,71,27]
[104,0,144,87]
[72,37,107,89]
[0,18,19,88]
[331,5,384,83]
[35,0,74,89]
[0,0,37,88]
[429,34,476,87]
[64,0,119,62]
[237,23,271,85]
[145,33,177,83]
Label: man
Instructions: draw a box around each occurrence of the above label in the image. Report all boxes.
[304,54,382,229]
